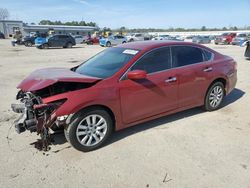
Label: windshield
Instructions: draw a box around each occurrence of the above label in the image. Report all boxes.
[76,47,138,78]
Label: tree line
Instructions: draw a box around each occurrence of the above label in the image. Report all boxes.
[38,20,97,27]
[114,26,250,33]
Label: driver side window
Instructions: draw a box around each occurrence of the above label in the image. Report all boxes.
[131,47,171,74]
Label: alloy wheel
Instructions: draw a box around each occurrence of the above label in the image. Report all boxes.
[209,86,223,108]
[76,114,108,147]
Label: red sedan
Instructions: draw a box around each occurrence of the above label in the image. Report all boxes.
[12,41,237,151]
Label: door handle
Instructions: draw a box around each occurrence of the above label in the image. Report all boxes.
[203,67,213,72]
[165,77,177,83]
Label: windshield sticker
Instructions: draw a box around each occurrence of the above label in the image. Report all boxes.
[123,49,139,55]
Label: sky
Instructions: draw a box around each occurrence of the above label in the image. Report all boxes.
[0,0,250,29]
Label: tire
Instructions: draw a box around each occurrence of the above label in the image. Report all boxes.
[215,42,218,45]
[43,43,49,49]
[66,42,73,48]
[122,41,126,44]
[106,41,111,47]
[25,41,32,47]
[64,125,70,143]
[204,82,225,111]
[66,109,113,152]
[129,39,134,42]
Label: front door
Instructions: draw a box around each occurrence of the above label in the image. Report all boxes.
[119,47,178,124]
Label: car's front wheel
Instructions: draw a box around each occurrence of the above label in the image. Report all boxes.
[42,43,49,49]
[66,109,113,152]
[106,41,111,47]
[204,82,225,111]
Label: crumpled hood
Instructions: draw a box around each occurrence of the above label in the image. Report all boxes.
[17,67,101,92]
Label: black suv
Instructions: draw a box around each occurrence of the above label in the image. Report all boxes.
[36,34,76,49]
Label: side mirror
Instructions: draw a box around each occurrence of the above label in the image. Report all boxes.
[127,70,147,80]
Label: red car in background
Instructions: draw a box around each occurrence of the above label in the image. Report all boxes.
[11,41,237,152]
[215,32,236,44]
[85,36,99,45]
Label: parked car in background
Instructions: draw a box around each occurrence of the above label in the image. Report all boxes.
[0,32,5,39]
[126,33,145,42]
[35,34,76,49]
[22,35,37,47]
[192,36,211,44]
[231,33,250,46]
[208,35,216,41]
[152,35,170,40]
[11,41,237,152]
[165,36,183,41]
[85,37,99,45]
[99,35,127,47]
[175,35,185,41]
[186,35,194,39]
[22,33,47,47]
[214,33,236,45]
[245,41,250,59]
[73,35,85,44]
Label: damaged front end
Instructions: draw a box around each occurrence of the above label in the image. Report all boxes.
[11,90,67,150]
[11,90,67,134]
[11,67,101,150]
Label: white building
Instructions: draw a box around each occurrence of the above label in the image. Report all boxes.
[0,20,98,38]
[23,24,98,36]
[0,20,23,37]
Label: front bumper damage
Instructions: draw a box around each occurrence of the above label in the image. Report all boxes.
[11,91,66,150]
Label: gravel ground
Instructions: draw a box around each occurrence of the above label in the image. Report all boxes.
[0,39,249,188]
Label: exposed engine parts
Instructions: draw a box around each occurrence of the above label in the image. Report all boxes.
[11,91,63,151]
[11,91,42,133]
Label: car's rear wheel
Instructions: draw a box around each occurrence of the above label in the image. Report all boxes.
[66,109,113,152]
[43,43,49,49]
[66,42,73,48]
[25,41,32,47]
[106,41,111,47]
[204,82,225,111]
[122,41,126,44]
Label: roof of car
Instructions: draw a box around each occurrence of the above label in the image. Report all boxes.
[118,40,200,51]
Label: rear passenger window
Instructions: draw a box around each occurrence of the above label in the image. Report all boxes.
[172,46,204,67]
[203,50,213,61]
[58,35,68,39]
[131,47,171,74]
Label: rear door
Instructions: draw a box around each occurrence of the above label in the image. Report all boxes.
[119,47,178,124]
[48,36,58,47]
[116,36,124,44]
[112,36,119,45]
[60,35,69,46]
[171,45,214,107]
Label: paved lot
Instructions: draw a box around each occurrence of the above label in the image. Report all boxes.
[0,39,249,188]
